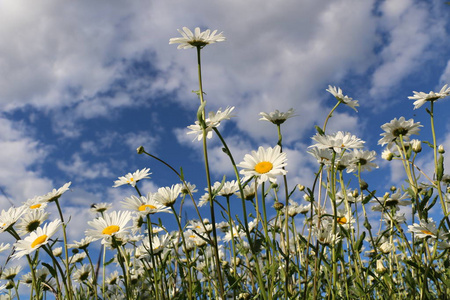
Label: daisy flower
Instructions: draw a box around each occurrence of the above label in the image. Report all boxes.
[307,147,333,165]
[346,149,378,173]
[326,85,359,111]
[121,193,171,216]
[169,27,226,49]
[180,182,198,195]
[113,168,151,188]
[16,209,49,236]
[408,84,450,109]
[85,211,132,245]
[212,180,239,197]
[153,184,182,207]
[310,131,365,153]
[39,182,72,203]
[287,200,310,217]
[0,206,28,233]
[12,219,62,259]
[371,190,411,211]
[0,243,10,253]
[73,265,91,283]
[408,218,438,239]
[378,117,422,146]
[0,266,22,280]
[235,181,257,200]
[187,106,235,141]
[90,202,112,214]
[259,108,296,125]
[23,196,48,210]
[67,236,96,250]
[238,145,287,183]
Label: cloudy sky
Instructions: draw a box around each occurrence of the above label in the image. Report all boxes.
[1,0,450,245]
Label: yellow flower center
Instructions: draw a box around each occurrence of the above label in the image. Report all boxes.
[138,204,157,211]
[30,204,42,209]
[255,161,273,174]
[337,217,347,225]
[189,235,196,239]
[102,225,120,235]
[31,235,48,248]
[420,229,433,235]
[128,177,135,183]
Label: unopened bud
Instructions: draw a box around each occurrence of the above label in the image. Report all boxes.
[273,202,284,211]
[390,186,397,192]
[411,139,422,153]
[298,184,305,191]
[137,146,145,154]
[360,181,368,190]
[438,145,445,154]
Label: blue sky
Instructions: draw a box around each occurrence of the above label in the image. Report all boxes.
[1,0,450,249]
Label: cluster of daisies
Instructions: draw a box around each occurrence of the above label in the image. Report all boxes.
[1,26,450,299]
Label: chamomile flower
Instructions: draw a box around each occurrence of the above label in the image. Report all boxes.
[85,211,132,245]
[121,193,171,216]
[326,85,359,111]
[238,145,287,183]
[12,219,62,259]
[378,117,422,147]
[16,209,49,235]
[408,84,450,109]
[137,233,174,257]
[408,218,438,239]
[169,27,226,49]
[153,184,182,207]
[113,168,151,188]
[180,182,198,195]
[39,182,72,203]
[307,147,333,165]
[287,200,310,217]
[259,108,296,125]
[310,131,365,153]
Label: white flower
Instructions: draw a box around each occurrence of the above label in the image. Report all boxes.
[378,117,422,146]
[180,182,198,195]
[22,196,48,211]
[0,243,10,253]
[90,202,112,214]
[307,147,333,165]
[85,211,132,245]
[187,106,235,141]
[113,168,151,188]
[0,266,22,280]
[67,236,96,250]
[39,182,71,203]
[259,108,296,125]
[310,131,365,153]
[12,219,62,259]
[408,218,438,239]
[287,200,310,217]
[169,27,226,49]
[238,145,287,183]
[371,190,411,211]
[153,184,182,207]
[326,85,359,111]
[408,84,450,109]
[121,193,171,216]
[346,149,378,173]
[0,206,28,233]
[212,180,239,197]
[236,181,257,200]
[73,265,91,283]
[16,209,49,235]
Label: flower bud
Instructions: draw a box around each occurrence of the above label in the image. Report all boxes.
[390,186,397,192]
[438,145,445,154]
[137,146,145,154]
[382,149,393,161]
[360,181,368,190]
[273,202,284,211]
[298,184,305,191]
[411,139,422,153]
[376,259,387,274]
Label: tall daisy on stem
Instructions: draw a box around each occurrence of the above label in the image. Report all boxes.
[170,26,226,298]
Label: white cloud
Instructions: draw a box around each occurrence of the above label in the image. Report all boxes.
[0,117,53,207]
[57,153,113,180]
